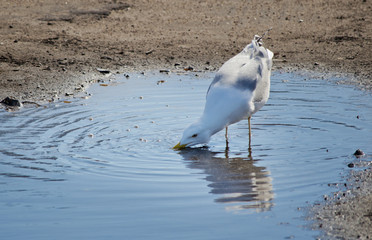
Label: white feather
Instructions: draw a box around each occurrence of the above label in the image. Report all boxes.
[177,36,273,148]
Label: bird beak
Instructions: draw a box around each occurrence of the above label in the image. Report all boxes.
[173,142,187,150]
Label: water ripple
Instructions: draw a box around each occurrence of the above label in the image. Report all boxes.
[0,71,371,239]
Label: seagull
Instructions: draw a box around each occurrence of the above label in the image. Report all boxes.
[174,34,273,149]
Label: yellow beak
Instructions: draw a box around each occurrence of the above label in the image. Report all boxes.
[173,142,187,150]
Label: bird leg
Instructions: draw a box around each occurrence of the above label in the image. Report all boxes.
[225,126,229,144]
[225,126,230,157]
[248,116,252,150]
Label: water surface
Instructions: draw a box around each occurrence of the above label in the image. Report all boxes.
[1,71,371,239]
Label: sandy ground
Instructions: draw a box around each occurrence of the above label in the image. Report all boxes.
[0,0,371,238]
[1,0,371,102]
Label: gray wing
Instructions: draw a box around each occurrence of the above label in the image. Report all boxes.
[207,63,260,98]
[206,74,222,96]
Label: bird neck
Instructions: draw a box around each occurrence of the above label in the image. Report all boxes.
[199,114,226,137]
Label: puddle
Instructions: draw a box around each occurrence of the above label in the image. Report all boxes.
[0,71,371,239]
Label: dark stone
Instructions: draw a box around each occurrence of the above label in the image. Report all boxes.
[354,149,365,157]
[184,66,194,71]
[96,68,110,74]
[1,97,21,107]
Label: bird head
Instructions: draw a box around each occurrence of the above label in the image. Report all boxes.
[173,122,211,150]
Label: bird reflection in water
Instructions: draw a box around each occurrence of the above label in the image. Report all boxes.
[178,147,273,213]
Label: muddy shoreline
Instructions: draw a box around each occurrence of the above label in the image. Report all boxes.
[1,0,371,238]
[310,153,372,240]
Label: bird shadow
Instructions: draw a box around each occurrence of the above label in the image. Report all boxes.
[177,146,274,213]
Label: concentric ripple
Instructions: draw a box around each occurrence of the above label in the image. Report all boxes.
[0,71,371,239]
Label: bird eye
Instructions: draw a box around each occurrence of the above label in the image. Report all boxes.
[192,134,198,138]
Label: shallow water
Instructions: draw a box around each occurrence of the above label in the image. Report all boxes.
[0,71,371,239]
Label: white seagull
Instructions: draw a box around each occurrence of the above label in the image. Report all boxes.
[174,34,273,149]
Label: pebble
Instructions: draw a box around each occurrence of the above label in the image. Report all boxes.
[157,80,165,85]
[1,97,21,107]
[184,66,194,71]
[145,49,153,55]
[354,149,365,157]
[347,163,355,168]
[159,69,170,74]
[96,68,110,74]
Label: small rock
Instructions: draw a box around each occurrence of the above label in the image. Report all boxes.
[159,69,170,74]
[157,80,165,85]
[100,56,113,60]
[347,163,355,168]
[1,97,21,107]
[145,49,153,55]
[354,149,365,157]
[184,66,194,71]
[96,68,110,74]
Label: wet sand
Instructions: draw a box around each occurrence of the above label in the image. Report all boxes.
[0,0,371,238]
[310,154,372,239]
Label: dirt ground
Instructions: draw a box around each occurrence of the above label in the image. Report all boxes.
[1,0,371,102]
[0,0,371,238]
